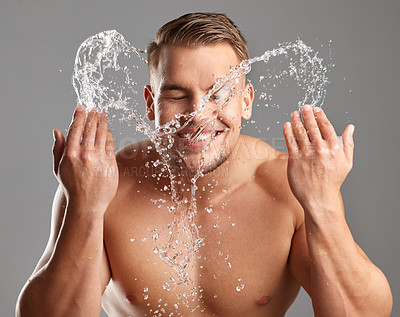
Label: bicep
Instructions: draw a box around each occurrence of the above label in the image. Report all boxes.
[288,222,312,295]
[101,240,112,294]
[32,185,67,276]
[288,218,372,298]
[31,185,112,293]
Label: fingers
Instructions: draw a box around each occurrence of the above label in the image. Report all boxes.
[52,128,65,175]
[291,110,310,149]
[301,105,322,143]
[95,112,108,149]
[287,105,341,155]
[82,108,99,150]
[66,104,86,148]
[342,124,355,163]
[65,105,111,152]
[290,105,339,146]
[312,106,337,144]
[105,128,115,156]
[63,105,113,162]
[283,122,299,157]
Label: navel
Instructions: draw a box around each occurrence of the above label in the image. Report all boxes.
[257,295,272,306]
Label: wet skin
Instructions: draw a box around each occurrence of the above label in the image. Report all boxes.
[102,135,303,316]
[101,44,305,316]
[21,43,392,317]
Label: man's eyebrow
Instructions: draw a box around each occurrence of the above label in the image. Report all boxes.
[160,84,217,92]
[160,84,186,92]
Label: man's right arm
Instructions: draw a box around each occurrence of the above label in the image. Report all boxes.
[16,105,117,317]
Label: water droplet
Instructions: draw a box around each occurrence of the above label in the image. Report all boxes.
[236,284,245,292]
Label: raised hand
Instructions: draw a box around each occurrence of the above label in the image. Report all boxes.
[52,105,118,212]
[283,105,355,209]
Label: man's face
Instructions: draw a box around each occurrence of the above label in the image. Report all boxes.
[144,43,253,175]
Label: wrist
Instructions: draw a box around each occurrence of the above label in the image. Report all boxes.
[301,192,348,231]
[65,197,108,218]
[301,189,342,214]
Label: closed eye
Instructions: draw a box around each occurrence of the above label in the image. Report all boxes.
[210,85,231,102]
[171,96,186,100]
[211,93,222,101]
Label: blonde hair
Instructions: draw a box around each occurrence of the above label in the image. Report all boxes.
[147,12,248,71]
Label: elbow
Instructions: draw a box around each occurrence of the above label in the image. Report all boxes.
[16,276,57,317]
[356,268,393,317]
[370,267,393,317]
[16,280,41,317]
[16,276,103,317]
[377,275,393,317]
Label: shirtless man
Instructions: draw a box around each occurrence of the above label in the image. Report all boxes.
[16,12,392,317]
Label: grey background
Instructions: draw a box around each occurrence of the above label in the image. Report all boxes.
[1,0,399,316]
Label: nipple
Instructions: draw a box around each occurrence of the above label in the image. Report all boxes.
[125,294,139,305]
[257,295,272,306]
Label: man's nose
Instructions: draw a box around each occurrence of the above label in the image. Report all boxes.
[185,94,204,115]
[187,92,218,116]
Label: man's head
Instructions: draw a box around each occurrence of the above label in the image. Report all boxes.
[144,13,254,175]
[147,12,249,80]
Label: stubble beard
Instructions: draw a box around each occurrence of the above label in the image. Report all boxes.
[182,138,232,177]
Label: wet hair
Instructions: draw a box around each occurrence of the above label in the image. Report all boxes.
[147,12,249,72]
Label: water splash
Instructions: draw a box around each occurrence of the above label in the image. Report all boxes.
[72,30,329,292]
[236,284,245,292]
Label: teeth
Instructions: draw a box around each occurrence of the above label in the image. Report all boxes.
[182,132,213,142]
[181,130,222,142]
[196,133,210,141]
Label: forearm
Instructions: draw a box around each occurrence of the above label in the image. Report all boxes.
[17,200,105,317]
[304,195,392,317]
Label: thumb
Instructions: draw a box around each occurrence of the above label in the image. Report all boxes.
[52,129,65,176]
[342,124,355,164]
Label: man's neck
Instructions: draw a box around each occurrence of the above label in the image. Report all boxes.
[192,134,256,199]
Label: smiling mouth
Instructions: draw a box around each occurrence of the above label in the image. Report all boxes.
[177,125,225,148]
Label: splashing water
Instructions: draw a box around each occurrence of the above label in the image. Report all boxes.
[72,30,329,289]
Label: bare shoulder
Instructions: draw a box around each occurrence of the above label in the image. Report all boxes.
[116,138,155,169]
[106,138,165,210]
[242,135,304,229]
[239,134,287,174]
[114,139,156,185]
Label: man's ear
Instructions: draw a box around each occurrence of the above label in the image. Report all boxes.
[144,85,155,121]
[241,83,254,120]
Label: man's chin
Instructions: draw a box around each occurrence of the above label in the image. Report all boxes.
[184,151,230,177]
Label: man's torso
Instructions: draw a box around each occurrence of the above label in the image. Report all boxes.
[102,135,304,316]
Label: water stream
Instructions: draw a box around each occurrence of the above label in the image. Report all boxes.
[72,29,329,309]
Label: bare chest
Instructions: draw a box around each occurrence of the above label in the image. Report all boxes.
[103,186,300,316]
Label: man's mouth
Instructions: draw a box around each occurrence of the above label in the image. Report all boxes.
[177,126,225,149]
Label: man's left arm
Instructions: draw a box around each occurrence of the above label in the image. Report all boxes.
[284,105,392,317]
